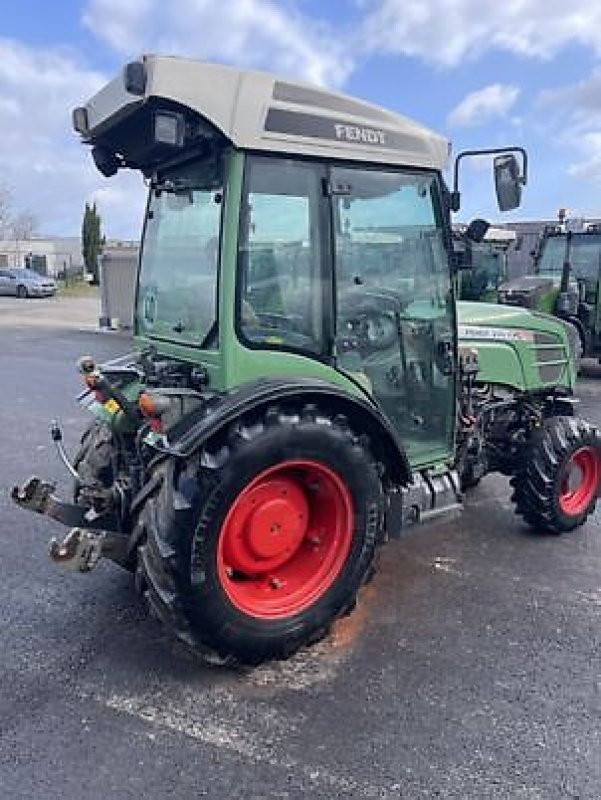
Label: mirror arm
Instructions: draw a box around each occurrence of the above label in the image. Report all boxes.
[451,147,528,212]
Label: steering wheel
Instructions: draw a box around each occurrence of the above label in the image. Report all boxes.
[337,288,405,354]
[247,310,318,350]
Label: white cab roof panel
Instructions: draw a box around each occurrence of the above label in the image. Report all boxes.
[80,55,450,171]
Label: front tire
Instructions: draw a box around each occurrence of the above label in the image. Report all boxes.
[16,285,27,298]
[511,416,601,533]
[137,404,383,665]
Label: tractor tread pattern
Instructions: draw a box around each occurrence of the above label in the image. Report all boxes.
[135,403,383,666]
[72,421,115,500]
[510,415,601,534]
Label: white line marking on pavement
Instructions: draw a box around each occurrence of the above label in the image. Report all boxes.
[98,689,396,798]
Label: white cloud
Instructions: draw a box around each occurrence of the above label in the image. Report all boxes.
[82,0,353,87]
[360,0,601,67]
[447,84,520,128]
[0,38,146,238]
[538,66,601,123]
[536,68,601,184]
[567,133,601,180]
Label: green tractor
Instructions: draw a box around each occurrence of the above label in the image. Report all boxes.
[498,221,601,361]
[456,226,515,302]
[12,57,601,665]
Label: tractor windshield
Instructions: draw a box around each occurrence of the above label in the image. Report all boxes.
[136,152,224,346]
[538,234,601,278]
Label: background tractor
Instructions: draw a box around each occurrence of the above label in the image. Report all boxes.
[498,217,601,362]
[12,56,601,666]
[456,226,515,302]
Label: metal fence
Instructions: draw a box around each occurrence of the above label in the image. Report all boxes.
[99,248,139,329]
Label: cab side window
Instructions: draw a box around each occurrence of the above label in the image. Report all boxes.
[238,156,325,355]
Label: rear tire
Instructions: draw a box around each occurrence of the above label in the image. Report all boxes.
[511,416,601,533]
[73,421,115,502]
[136,404,383,665]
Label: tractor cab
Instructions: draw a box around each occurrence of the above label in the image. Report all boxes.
[74,56,468,466]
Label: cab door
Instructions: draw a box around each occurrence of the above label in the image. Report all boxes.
[331,167,456,467]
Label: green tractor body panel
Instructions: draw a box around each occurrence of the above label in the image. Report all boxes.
[458,301,576,392]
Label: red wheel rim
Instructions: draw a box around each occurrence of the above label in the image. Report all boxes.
[216,460,354,619]
[559,446,601,516]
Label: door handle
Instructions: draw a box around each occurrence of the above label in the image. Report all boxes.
[437,338,455,375]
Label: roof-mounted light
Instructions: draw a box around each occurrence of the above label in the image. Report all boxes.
[153,111,185,147]
[72,106,89,135]
[123,61,147,96]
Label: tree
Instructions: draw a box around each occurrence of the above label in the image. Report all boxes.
[11,210,38,240]
[82,202,103,284]
[0,185,13,240]
[0,184,39,241]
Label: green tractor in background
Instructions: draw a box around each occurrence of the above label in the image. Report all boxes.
[498,217,601,362]
[456,226,515,302]
[12,57,601,666]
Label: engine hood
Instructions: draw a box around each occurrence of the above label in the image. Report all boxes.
[458,300,563,336]
[457,301,577,393]
[498,275,557,294]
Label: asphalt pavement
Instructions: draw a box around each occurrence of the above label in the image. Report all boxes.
[1,305,600,799]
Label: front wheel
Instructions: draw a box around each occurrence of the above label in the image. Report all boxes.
[511,416,601,533]
[136,405,383,665]
[16,285,27,298]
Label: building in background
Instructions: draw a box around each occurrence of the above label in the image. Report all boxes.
[0,236,139,285]
[0,236,84,278]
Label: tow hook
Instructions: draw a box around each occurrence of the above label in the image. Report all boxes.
[49,528,105,572]
[11,476,120,531]
[11,478,129,571]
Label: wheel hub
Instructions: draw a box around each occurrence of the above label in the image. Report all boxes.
[559,446,601,516]
[222,478,309,573]
[217,460,354,619]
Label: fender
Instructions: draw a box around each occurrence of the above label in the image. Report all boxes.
[161,377,412,487]
[565,315,586,357]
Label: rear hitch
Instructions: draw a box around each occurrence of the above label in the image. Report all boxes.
[11,476,120,531]
[49,527,129,572]
[49,528,106,572]
[11,478,129,571]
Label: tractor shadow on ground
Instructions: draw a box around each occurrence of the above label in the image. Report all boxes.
[578,359,601,380]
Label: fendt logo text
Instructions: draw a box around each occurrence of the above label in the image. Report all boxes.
[334,124,386,145]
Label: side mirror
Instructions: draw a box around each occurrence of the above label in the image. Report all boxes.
[465,218,490,244]
[92,145,121,178]
[452,147,527,213]
[494,154,522,212]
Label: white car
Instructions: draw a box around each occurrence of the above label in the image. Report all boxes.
[0,268,57,298]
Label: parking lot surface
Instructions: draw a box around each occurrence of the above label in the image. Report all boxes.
[1,310,600,799]
[0,292,101,331]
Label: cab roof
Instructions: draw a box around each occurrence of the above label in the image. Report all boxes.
[75,54,450,171]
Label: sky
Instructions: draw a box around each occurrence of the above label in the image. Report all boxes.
[2,0,601,239]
